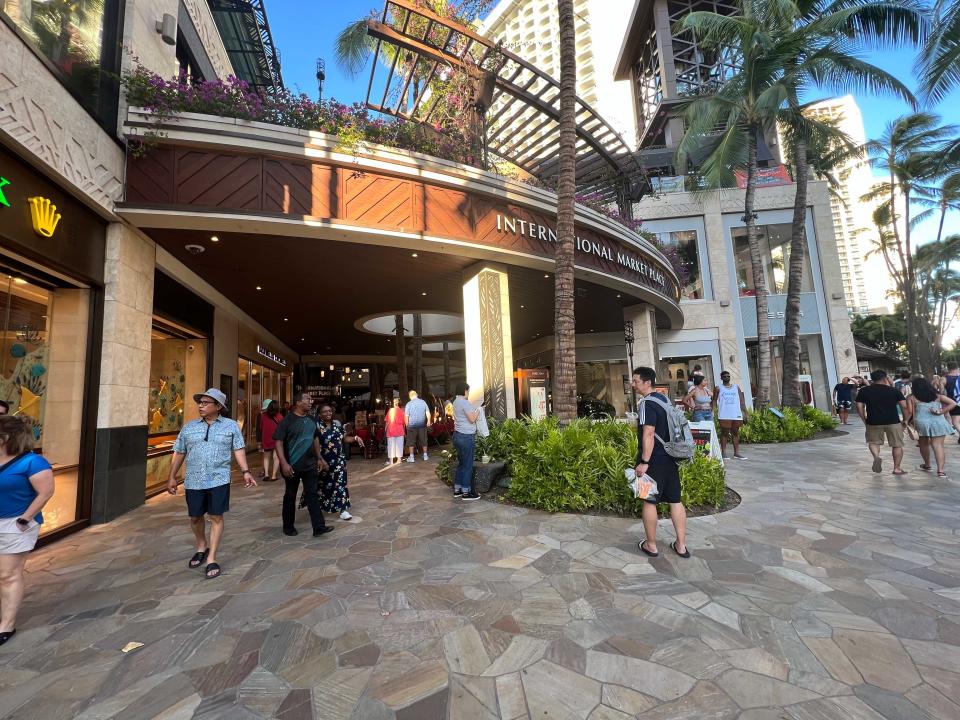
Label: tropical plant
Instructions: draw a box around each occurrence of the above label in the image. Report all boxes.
[863,112,959,372]
[918,0,960,103]
[553,0,578,422]
[851,311,908,358]
[735,406,820,442]
[779,0,920,408]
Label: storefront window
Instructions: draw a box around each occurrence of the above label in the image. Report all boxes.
[146,321,207,495]
[656,230,704,300]
[1,0,114,123]
[0,273,89,533]
[733,223,813,296]
[237,356,291,448]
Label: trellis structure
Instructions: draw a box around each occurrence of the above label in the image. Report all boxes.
[363,0,645,211]
[208,0,284,92]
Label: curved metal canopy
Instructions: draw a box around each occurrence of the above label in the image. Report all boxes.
[363,0,644,206]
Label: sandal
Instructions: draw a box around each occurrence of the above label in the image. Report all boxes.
[188,549,208,569]
[919,464,932,472]
[892,469,907,475]
[0,629,16,647]
[205,562,222,579]
[938,471,947,478]
[670,541,691,558]
[638,540,659,557]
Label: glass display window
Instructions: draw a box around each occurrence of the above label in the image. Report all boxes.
[732,223,813,296]
[0,270,90,534]
[237,356,292,449]
[656,230,704,300]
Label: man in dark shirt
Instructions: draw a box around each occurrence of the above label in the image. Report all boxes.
[274,392,333,537]
[856,369,910,475]
[633,366,689,559]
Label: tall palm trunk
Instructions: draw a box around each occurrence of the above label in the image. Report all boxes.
[394,314,408,396]
[782,105,809,408]
[745,126,771,407]
[412,313,423,393]
[442,342,451,399]
[553,0,578,422]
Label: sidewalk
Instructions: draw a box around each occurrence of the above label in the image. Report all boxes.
[1,427,959,719]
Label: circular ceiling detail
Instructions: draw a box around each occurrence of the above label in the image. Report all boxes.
[422,341,465,351]
[357,312,463,337]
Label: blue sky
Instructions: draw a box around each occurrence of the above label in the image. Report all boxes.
[267,1,958,243]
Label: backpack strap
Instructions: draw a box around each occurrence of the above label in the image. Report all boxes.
[637,396,672,446]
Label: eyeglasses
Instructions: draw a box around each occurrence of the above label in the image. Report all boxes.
[197,400,216,406]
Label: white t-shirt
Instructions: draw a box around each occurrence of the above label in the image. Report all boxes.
[716,384,743,420]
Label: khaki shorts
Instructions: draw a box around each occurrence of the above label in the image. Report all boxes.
[718,419,743,430]
[865,423,904,448]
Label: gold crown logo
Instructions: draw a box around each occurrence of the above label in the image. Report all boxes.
[28,196,61,238]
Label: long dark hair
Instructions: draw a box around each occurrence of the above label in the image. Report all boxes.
[911,375,939,403]
[266,400,279,417]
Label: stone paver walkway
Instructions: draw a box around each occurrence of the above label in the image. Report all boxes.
[2,426,960,719]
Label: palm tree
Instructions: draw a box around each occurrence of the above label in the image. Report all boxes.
[779,0,920,407]
[918,0,960,103]
[864,112,957,372]
[553,0,578,422]
[677,0,802,407]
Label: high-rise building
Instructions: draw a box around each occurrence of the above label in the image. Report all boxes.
[803,95,896,315]
[479,0,638,145]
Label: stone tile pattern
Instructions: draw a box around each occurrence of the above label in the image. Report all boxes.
[3,424,960,719]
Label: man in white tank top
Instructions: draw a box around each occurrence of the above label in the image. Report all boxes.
[712,371,749,459]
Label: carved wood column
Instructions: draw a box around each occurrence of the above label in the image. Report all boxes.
[463,264,516,421]
[394,314,408,396]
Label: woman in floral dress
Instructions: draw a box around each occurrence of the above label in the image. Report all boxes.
[317,404,363,520]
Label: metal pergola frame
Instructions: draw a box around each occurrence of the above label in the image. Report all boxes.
[363,0,644,209]
[208,0,284,92]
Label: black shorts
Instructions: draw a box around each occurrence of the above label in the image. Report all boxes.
[645,461,682,505]
[185,484,231,517]
[950,407,960,417]
[406,426,428,447]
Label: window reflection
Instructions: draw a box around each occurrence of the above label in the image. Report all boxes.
[732,223,812,296]
[657,230,704,300]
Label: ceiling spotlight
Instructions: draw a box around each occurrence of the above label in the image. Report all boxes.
[616,294,621,298]
[329,364,335,371]
[301,337,305,341]
[422,292,427,296]
[283,317,288,322]
[411,253,418,258]
[210,235,219,242]
[544,274,549,278]
[12,278,26,285]
[345,366,351,373]
[255,286,262,291]
[520,304,525,309]
[320,370,325,378]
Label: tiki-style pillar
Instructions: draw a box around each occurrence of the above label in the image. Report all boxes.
[394,314,408,396]
[463,264,516,421]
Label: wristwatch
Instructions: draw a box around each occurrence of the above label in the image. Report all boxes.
[16,517,29,527]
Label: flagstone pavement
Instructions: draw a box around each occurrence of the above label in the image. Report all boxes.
[2,425,960,719]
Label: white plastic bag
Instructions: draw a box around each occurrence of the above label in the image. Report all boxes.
[624,468,659,501]
[476,405,490,437]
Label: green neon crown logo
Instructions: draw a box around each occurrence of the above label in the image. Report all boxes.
[0,177,10,208]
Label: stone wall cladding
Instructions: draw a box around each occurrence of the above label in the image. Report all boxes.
[0,22,124,215]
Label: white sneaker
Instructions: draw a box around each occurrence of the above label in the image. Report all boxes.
[340,510,353,521]
[384,460,392,466]
[423,453,429,461]
[405,456,415,463]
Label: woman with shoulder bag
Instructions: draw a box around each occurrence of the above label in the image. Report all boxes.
[0,415,55,646]
[908,376,957,478]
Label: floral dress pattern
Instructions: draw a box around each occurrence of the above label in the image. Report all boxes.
[318,419,350,513]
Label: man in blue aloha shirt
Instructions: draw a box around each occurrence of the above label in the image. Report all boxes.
[168,388,256,579]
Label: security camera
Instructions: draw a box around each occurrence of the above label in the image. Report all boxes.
[187,344,195,353]
[184,244,205,255]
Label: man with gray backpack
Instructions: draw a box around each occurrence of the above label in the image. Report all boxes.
[632,366,692,559]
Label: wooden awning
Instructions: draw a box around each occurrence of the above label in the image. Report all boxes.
[364,0,644,206]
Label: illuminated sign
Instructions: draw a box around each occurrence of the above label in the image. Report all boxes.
[0,177,9,207]
[256,344,287,367]
[28,196,61,238]
[495,213,667,289]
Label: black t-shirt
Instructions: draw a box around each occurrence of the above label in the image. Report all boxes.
[637,392,674,466]
[855,384,904,425]
[273,413,319,472]
[834,383,855,403]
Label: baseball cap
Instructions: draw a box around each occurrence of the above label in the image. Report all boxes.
[262,398,274,411]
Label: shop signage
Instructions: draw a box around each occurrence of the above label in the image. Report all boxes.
[28,196,61,237]
[256,344,287,367]
[734,165,792,189]
[0,177,10,207]
[494,213,667,290]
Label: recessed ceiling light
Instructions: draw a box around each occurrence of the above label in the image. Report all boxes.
[210,235,219,242]
[411,253,418,258]
[520,305,525,309]
[329,364,335,370]
[422,292,427,296]
[301,337,305,341]
[283,317,288,322]
[544,274,549,278]
[616,294,621,298]
[255,286,262,291]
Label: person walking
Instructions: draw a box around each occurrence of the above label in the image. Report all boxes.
[855,369,910,475]
[403,390,432,462]
[832,377,856,425]
[257,399,283,481]
[908,375,957,477]
[945,363,960,442]
[167,388,255,580]
[317,403,364,521]
[684,375,713,421]
[384,397,405,466]
[451,383,482,500]
[633,367,689,559]
[274,392,332,537]
[0,416,54,646]
[713,371,749,459]
[894,371,913,396]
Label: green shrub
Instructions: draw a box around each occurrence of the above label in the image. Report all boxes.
[436,447,457,486]
[736,407,818,443]
[802,405,838,431]
[680,451,727,508]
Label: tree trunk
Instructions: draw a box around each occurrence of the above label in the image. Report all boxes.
[553,0,578,422]
[782,123,809,408]
[745,127,771,407]
[442,341,451,399]
[412,313,423,394]
[394,313,408,396]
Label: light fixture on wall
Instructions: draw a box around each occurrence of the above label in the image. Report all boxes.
[719,299,730,307]
[156,13,177,45]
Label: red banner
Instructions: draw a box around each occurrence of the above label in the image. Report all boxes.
[735,165,792,189]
